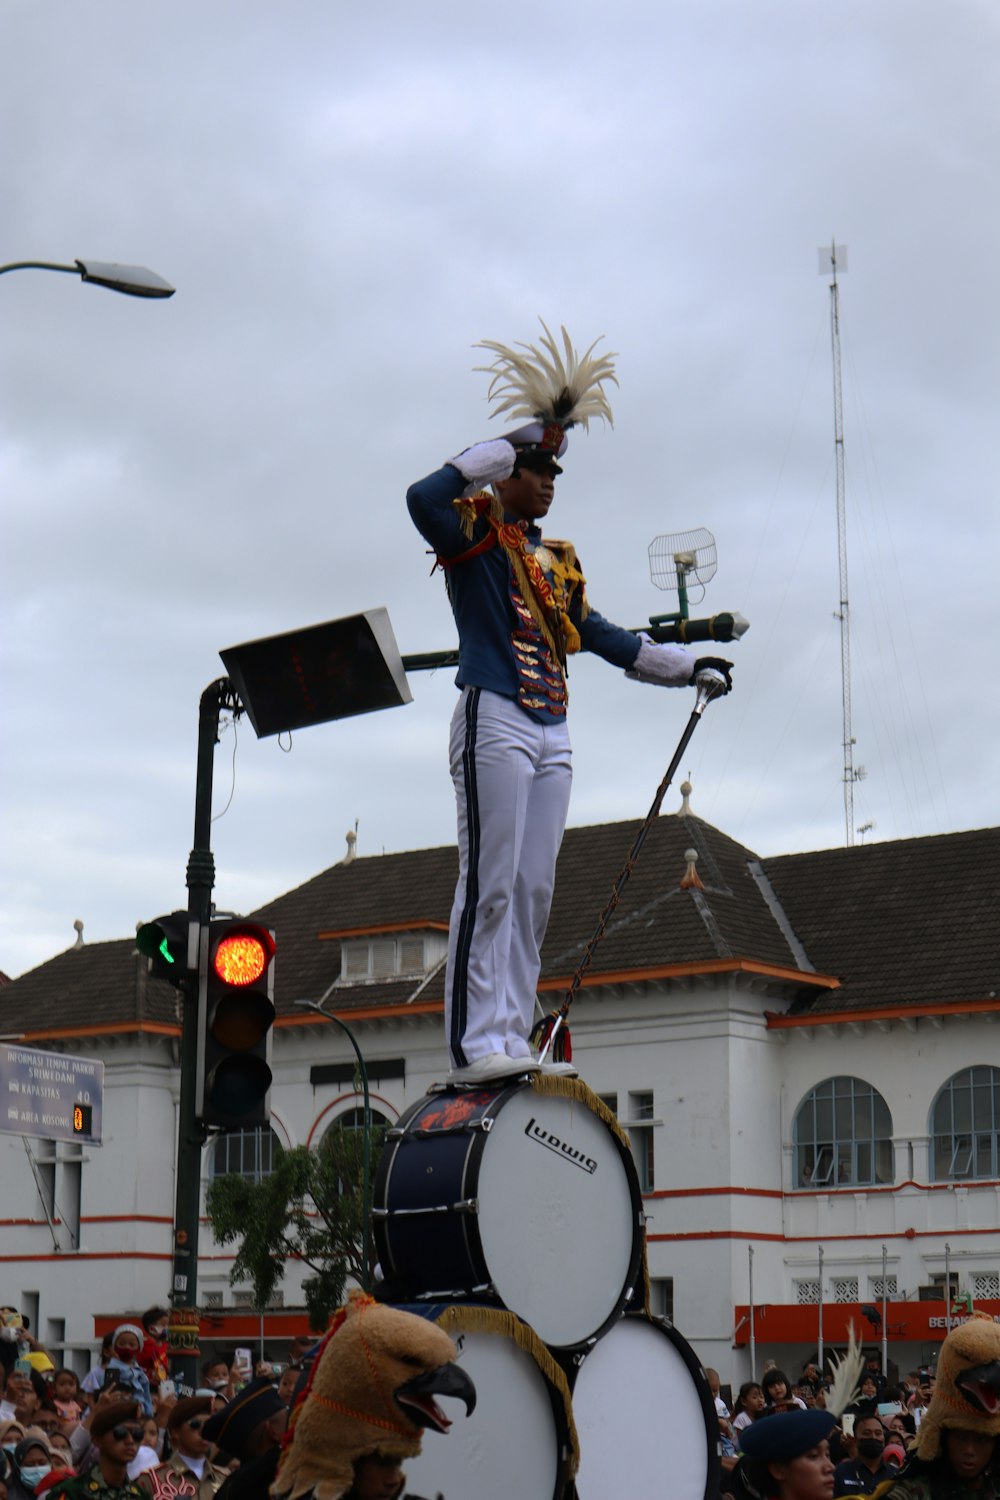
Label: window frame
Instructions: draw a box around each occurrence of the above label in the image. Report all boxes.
[792,1076,894,1190]
[930,1067,1000,1182]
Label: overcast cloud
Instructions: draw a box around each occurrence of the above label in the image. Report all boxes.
[2,0,998,979]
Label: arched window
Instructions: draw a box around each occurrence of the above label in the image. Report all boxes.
[320,1105,392,1152]
[210,1124,281,1182]
[793,1077,893,1188]
[931,1067,1000,1181]
[320,1104,392,1195]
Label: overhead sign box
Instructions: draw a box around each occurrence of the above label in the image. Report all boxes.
[0,1043,104,1145]
[220,608,413,739]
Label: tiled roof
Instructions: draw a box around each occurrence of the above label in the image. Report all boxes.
[3,820,997,1035]
[762,826,1000,1015]
[0,938,180,1036]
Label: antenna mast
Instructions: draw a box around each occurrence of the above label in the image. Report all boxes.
[820,241,856,846]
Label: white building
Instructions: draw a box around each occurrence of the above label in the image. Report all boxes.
[2,810,997,1393]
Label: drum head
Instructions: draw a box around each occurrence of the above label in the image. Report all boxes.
[402,1322,571,1500]
[569,1316,720,1499]
[476,1087,641,1347]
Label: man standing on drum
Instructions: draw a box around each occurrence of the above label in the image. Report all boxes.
[407,322,729,1086]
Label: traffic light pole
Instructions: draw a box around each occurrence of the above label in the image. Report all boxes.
[168,676,242,1393]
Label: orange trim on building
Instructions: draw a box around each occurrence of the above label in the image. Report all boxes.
[644,1186,785,1201]
[538,958,840,993]
[276,1001,441,1027]
[733,1301,1000,1346]
[0,1252,173,1264]
[318,921,450,940]
[21,1021,181,1042]
[648,1226,1000,1245]
[79,1215,174,1225]
[766,997,1000,1029]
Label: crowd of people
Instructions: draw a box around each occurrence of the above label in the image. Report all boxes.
[707,1313,1000,1499]
[0,1308,368,1500]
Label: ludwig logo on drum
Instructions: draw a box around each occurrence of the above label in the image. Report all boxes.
[524,1116,598,1174]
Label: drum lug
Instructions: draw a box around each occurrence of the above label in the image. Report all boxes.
[454,1198,480,1214]
[474,1117,494,1133]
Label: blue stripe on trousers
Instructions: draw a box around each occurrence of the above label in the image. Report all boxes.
[450,687,481,1066]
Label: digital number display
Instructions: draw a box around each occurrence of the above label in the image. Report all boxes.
[73,1104,93,1136]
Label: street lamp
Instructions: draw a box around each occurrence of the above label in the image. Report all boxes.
[294,994,373,1290]
[0,258,175,298]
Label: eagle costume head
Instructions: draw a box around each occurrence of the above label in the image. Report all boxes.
[914,1310,1000,1461]
[272,1293,475,1500]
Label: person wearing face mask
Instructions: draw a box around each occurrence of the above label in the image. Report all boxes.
[105,1332,152,1419]
[0,1427,25,1464]
[7,1436,53,1500]
[197,1365,231,1404]
[834,1413,899,1494]
[136,1313,169,1397]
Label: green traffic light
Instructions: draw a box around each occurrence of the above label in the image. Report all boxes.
[159,936,176,964]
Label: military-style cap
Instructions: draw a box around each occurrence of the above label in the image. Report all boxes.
[201,1377,285,1458]
[167,1396,213,1431]
[739,1408,837,1462]
[89,1401,142,1440]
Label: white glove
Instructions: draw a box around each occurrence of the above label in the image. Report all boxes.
[448,439,516,493]
[625,633,695,687]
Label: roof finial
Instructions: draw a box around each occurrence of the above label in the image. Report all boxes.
[677,777,694,817]
[679,848,704,891]
[73,919,85,949]
[340,828,357,866]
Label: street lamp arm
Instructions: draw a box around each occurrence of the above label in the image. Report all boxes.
[0,261,80,277]
[0,259,175,298]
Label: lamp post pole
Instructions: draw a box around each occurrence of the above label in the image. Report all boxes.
[295,994,373,1290]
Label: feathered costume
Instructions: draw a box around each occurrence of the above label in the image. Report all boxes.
[272,1292,475,1500]
[912,1311,1000,1461]
[475,319,618,443]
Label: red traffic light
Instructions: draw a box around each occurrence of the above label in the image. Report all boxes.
[212,927,275,987]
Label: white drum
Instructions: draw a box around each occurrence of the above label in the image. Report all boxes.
[399,1307,576,1500]
[568,1315,720,1500]
[374,1079,644,1349]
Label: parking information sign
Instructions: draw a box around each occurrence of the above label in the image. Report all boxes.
[0,1043,104,1145]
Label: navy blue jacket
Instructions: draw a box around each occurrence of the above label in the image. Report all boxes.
[407,464,640,723]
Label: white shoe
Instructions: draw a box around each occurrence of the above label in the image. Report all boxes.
[447,1052,538,1085]
[538,1060,579,1077]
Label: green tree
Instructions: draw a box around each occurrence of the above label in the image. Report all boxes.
[206,1122,381,1328]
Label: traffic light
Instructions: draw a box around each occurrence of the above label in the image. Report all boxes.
[196,918,276,1129]
[136,911,194,987]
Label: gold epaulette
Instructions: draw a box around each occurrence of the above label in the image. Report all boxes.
[452,490,497,540]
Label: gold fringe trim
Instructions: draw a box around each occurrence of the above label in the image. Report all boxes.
[528,1072,633,1156]
[432,1305,579,1479]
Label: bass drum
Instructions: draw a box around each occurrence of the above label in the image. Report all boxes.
[565,1314,720,1500]
[398,1305,577,1500]
[373,1078,643,1350]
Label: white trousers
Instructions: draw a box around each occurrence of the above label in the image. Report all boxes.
[446,688,573,1067]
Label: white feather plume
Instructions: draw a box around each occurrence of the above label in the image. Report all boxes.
[825,1321,866,1418]
[475,319,618,430]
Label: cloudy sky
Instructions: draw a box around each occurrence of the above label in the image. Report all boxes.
[2,0,997,979]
